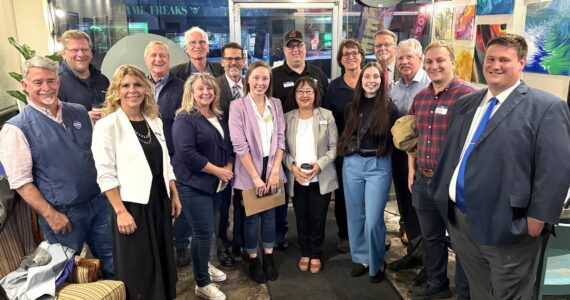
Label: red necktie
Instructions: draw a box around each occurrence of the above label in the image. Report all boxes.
[382,66,389,90]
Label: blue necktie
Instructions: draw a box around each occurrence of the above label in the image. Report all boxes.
[456,97,498,213]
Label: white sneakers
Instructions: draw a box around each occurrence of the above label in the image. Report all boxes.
[195,283,226,300]
[208,262,227,282]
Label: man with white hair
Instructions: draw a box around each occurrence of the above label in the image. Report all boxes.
[170,26,224,81]
[388,38,430,279]
[0,56,113,278]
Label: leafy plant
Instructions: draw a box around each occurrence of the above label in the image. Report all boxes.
[6,37,62,105]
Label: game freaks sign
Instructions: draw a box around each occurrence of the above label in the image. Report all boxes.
[126,4,201,16]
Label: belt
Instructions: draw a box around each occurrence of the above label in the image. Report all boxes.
[419,168,433,178]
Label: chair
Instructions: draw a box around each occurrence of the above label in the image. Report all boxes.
[537,223,570,299]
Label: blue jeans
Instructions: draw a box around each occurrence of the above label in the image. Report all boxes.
[241,189,276,254]
[38,194,114,278]
[172,202,193,250]
[343,154,392,276]
[217,187,232,247]
[176,183,222,287]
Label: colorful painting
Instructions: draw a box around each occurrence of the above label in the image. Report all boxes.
[476,0,514,15]
[454,5,476,40]
[454,45,475,81]
[524,0,570,76]
[433,7,453,41]
[473,24,507,83]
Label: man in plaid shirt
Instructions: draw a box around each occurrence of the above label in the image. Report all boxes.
[407,41,476,299]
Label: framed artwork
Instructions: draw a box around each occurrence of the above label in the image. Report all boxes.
[473,24,507,83]
[454,45,474,81]
[454,5,476,40]
[433,6,453,41]
[524,0,570,76]
[476,0,514,15]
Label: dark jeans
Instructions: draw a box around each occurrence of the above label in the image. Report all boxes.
[292,181,331,259]
[172,202,192,250]
[176,182,222,287]
[240,188,276,254]
[217,187,232,248]
[231,190,245,249]
[274,188,289,244]
[38,194,114,278]
[333,157,349,240]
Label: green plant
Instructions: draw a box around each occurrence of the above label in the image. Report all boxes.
[6,37,62,105]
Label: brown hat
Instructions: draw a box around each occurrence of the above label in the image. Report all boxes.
[284,30,303,45]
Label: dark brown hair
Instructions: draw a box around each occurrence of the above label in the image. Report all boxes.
[245,61,273,98]
[337,62,391,156]
[288,76,320,110]
[336,39,365,67]
[221,42,244,57]
[486,34,528,60]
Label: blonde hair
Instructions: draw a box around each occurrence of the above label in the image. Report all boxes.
[177,73,223,117]
[59,30,92,47]
[424,40,455,61]
[103,64,159,118]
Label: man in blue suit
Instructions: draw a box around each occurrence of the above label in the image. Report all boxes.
[432,34,570,299]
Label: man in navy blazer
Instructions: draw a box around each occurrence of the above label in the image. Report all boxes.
[432,34,570,299]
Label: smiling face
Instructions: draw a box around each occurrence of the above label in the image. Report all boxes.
[374,34,396,66]
[483,44,525,95]
[185,31,209,61]
[284,41,307,69]
[119,74,145,113]
[396,48,422,82]
[361,66,382,97]
[22,67,60,107]
[295,82,316,110]
[221,47,246,80]
[192,78,216,110]
[424,46,455,86]
[61,38,92,76]
[340,46,363,72]
[247,66,271,97]
[144,44,170,79]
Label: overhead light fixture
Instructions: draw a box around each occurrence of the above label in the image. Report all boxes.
[356,0,402,8]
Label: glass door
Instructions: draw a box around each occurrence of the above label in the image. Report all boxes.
[229,1,342,79]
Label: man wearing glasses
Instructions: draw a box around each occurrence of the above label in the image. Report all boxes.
[170,26,224,81]
[57,30,109,123]
[271,30,329,250]
[373,29,400,87]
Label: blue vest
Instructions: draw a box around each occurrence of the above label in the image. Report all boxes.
[8,103,100,206]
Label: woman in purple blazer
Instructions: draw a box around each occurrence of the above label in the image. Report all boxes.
[228,61,287,284]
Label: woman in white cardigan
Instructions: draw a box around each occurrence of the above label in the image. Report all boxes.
[92,64,181,300]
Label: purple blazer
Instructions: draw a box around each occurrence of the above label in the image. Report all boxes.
[229,95,287,190]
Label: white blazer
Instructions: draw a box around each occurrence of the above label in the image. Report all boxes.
[92,108,175,204]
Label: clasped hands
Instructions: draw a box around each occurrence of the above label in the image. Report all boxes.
[292,162,320,185]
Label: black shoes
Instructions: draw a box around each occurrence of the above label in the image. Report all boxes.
[412,267,427,287]
[274,240,289,250]
[176,247,191,267]
[370,263,386,284]
[263,253,279,281]
[231,246,248,262]
[350,263,369,277]
[218,248,235,267]
[248,256,267,283]
[410,281,451,299]
[388,254,422,271]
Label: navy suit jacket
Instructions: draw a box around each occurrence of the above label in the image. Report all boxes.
[215,75,243,117]
[157,73,184,157]
[431,82,570,246]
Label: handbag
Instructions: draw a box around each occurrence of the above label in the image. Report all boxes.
[343,112,375,156]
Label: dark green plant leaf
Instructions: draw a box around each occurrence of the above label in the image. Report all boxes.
[8,37,33,60]
[9,72,23,82]
[46,52,62,61]
[6,91,28,104]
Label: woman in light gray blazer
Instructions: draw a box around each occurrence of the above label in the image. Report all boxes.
[284,76,339,274]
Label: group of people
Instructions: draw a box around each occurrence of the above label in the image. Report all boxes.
[0,24,568,300]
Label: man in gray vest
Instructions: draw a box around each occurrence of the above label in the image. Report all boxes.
[0,56,113,278]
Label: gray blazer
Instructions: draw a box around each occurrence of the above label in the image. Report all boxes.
[284,107,339,197]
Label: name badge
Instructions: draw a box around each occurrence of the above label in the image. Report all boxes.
[283,81,294,88]
[435,106,448,115]
[319,120,328,125]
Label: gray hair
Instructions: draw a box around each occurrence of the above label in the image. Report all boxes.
[144,41,169,58]
[397,39,423,59]
[22,56,58,81]
[374,29,398,44]
[184,26,209,45]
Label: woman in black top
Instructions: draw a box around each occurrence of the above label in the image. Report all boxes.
[337,62,398,283]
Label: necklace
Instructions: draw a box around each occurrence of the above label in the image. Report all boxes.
[134,121,152,144]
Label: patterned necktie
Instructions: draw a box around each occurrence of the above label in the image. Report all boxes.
[382,66,389,90]
[456,97,499,213]
[232,84,241,100]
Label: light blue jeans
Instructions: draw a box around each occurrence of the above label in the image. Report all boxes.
[343,154,392,276]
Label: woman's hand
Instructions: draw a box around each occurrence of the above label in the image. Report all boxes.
[116,210,137,235]
[266,170,280,194]
[253,176,267,197]
[307,162,321,181]
[171,195,182,219]
[216,166,233,182]
[292,164,307,185]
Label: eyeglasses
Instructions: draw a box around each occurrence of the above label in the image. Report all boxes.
[65,48,91,54]
[295,90,314,96]
[223,57,243,62]
[187,40,207,47]
[374,43,395,49]
[286,43,305,50]
[342,51,360,58]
